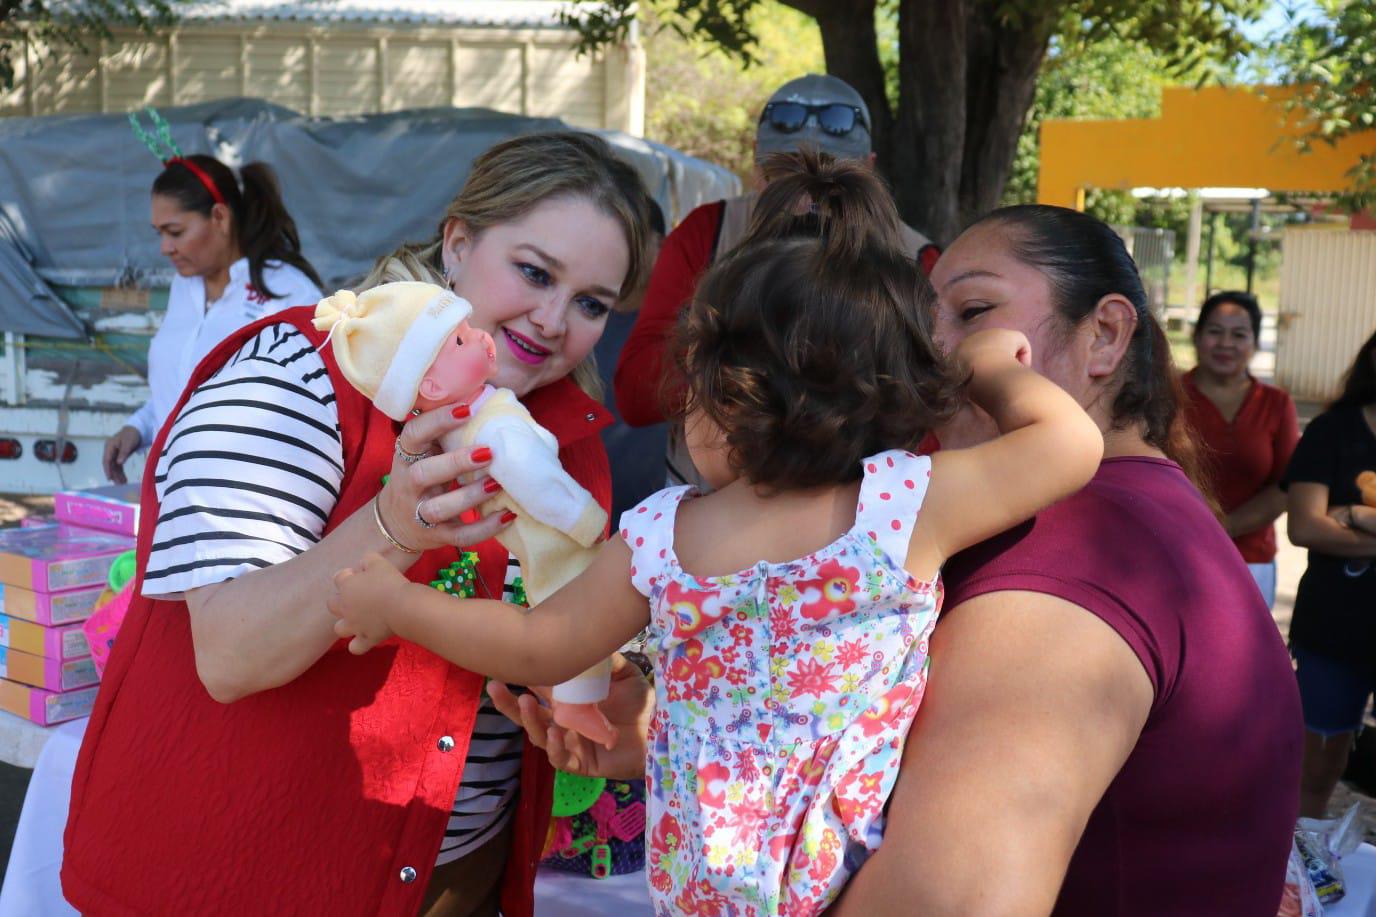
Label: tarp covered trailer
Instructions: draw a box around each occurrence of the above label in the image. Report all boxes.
[0,99,739,493]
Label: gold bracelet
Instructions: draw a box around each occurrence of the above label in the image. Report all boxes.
[373,495,420,554]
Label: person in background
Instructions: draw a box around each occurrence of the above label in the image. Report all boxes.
[102,154,323,483]
[1283,329,1376,817]
[614,73,939,490]
[595,197,667,519]
[1182,290,1299,606]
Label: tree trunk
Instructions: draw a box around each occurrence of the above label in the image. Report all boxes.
[801,0,892,167]
[958,4,1054,229]
[796,0,1058,246]
[892,0,970,245]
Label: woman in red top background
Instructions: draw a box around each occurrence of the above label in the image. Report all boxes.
[1182,290,1300,607]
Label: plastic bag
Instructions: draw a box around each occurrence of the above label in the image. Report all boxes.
[1294,803,1364,907]
[83,549,138,678]
[1278,836,1324,917]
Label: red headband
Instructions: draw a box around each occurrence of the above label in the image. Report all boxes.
[165,156,226,206]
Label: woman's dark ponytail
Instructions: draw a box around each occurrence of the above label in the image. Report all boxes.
[152,155,322,298]
[236,162,322,297]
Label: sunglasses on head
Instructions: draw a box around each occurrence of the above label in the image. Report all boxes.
[759,102,870,137]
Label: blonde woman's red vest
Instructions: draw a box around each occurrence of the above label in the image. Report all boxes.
[62,305,612,916]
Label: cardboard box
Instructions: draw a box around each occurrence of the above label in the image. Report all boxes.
[0,678,97,726]
[0,614,89,659]
[0,523,134,592]
[54,484,141,537]
[0,581,106,626]
[0,646,98,691]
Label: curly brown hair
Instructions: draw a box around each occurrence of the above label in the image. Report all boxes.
[672,152,962,491]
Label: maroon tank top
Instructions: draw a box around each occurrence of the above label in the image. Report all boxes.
[943,457,1301,916]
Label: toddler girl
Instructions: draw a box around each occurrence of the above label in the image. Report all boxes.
[329,154,1103,916]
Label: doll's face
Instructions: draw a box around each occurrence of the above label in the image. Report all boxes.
[415,322,498,411]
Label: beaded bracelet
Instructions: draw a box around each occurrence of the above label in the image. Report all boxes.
[373,495,420,554]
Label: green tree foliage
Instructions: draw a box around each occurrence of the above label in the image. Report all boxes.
[644,3,823,183]
[1267,0,1376,204]
[1,0,181,90]
[562,0,1261,243]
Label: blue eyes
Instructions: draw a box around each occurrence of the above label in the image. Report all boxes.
[518,262,551,286]
[515,262,610,319]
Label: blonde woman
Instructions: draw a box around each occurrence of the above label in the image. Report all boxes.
[63,132,650,917]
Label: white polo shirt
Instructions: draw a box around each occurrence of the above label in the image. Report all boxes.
[124,257,322,448]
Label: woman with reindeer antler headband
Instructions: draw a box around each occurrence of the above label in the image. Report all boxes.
[103,108,323,484]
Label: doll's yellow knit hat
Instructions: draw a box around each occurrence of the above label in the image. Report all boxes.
[313,281,473,421]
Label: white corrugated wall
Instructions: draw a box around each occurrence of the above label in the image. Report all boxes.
[1275,227,1376,401]
[1,25,644,135]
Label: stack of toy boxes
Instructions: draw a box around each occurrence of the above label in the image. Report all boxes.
[0,485,138,726]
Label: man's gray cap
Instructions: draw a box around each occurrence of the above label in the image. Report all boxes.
[755,73,873,162]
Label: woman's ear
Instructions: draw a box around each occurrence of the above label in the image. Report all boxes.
[440,218,473,284]
[1085,294,1139,380]
[211,202,234,238]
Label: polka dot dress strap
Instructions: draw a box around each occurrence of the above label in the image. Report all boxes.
[617,485,691,597]
[856,449,934,564]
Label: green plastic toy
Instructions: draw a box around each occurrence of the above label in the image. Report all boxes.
[107,550,138,593]
[551,770,606,818]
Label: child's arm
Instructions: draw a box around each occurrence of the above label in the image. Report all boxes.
[328,537,648,686]
[906,328,1104,580]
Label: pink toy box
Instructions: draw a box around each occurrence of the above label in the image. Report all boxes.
[0,581,106,626]
[0,614,89,659]
[0,523,133,593]
[0,679,98,726]
[0,646,98,691]
[54,483,141,537]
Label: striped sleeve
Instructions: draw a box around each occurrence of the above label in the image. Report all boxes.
[142,324,344,598]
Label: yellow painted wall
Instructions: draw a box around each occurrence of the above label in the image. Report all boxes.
[1038,85,1376,208]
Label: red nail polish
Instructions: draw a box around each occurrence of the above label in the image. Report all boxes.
[483,478,502,494]
[500,510,517,524]
[451,404,470,419]
[471,446,493,463]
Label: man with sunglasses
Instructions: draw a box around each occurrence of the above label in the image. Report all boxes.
[613,73,939,489]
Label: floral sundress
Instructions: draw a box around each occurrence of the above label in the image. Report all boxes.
[619,449,941,916]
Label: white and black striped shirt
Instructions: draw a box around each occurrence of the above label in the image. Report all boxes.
[143,324,522,865]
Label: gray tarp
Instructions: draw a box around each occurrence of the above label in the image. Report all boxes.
[0,98,740,340]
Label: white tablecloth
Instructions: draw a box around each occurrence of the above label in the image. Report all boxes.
[1329,843,1376,916]
[0,716,83,917]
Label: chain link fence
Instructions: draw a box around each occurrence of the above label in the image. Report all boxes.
[1116,226,1175,316]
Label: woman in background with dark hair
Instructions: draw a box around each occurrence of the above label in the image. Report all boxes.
[498,203,1304,915]
[1283,329,1376,817]
[102,154,323,483]
[1183,291,1299,607]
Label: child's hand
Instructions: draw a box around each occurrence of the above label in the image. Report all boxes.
[954,328,1032,373]
[327,552,408,654]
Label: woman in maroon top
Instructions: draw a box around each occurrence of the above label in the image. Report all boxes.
[493,205,1303,915]
[1182,290,1300,606]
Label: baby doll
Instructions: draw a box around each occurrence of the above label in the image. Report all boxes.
[313,281,616,746]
